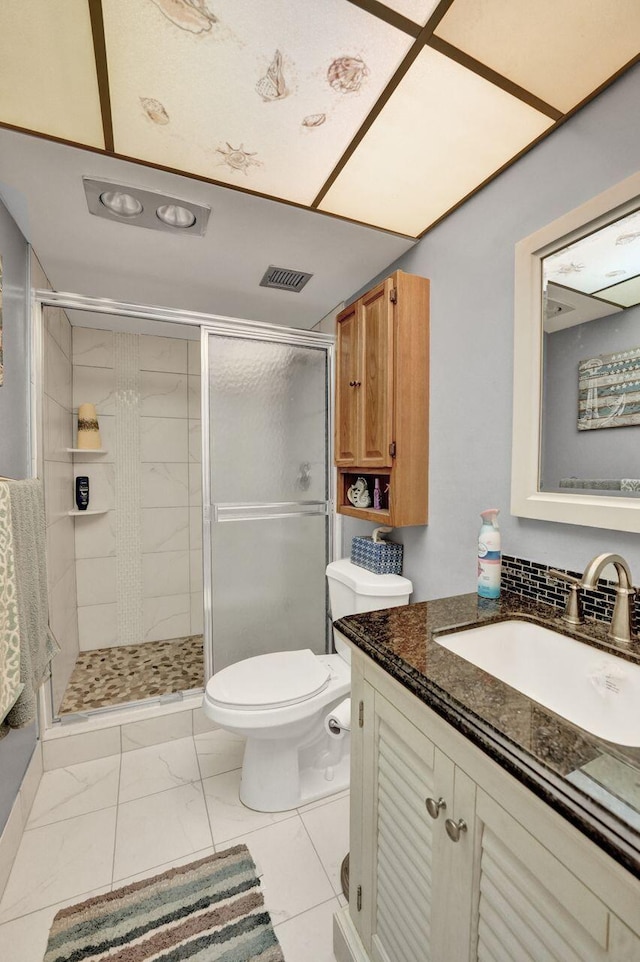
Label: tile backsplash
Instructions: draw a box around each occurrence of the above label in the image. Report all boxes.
[502,554,639,634]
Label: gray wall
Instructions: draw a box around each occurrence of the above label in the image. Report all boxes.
[542,305,640,491]
[0,195,36,831]
[343,62,640,602]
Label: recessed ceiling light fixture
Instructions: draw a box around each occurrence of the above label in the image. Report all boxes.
[156,204,196,229]
[84,178,210,236]
[99,190,144,218]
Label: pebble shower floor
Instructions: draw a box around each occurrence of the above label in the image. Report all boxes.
[58,634,203,714]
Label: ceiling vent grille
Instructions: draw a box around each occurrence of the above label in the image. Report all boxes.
[260,265,313,293]
[546,297,575,318]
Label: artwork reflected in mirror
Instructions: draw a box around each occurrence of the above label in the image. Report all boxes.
[539,205,640,497]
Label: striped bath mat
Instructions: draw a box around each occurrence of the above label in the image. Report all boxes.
[44,844,284,962]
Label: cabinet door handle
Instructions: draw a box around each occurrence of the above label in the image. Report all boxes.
[354,380,361,387]
[349,380,356,387]
[445,818,467,842]
[425,796,446,819]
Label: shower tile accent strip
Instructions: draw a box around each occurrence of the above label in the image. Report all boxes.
[501,554,639,634]
[115,333,144,647]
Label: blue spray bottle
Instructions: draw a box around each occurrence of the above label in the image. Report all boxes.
[477,509,501,599]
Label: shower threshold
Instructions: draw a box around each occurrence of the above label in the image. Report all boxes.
[57,634,204,716]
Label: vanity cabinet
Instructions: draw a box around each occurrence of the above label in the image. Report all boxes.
[338,646,640,962]
[335,271,429,527]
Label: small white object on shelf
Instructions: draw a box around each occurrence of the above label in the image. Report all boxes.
[68,509,108,516]
[66,448,107,454]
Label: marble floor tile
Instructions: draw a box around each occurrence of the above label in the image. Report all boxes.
[119,737,200,803]
[0,807,117,923]
[232,817,335,926]
[202,769,294,845]
[3,730,347,961]
[27,755,120,829]
[274,897,341,962]
[113,782,212,882]
[297,787,349,814]
[194,729,245,779]
[0,887,110,962]
[113,846,215,888]
[301,793,350,896]
[120,710,192,752]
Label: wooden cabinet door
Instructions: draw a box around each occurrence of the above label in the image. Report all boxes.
[362,689,439,962]
[473,789,611,962]
[335,303,360,466]
[359,280,394,468]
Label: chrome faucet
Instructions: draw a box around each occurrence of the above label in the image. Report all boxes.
[580,553,636,645]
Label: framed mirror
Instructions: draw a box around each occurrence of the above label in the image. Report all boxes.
[512,170,640,533]
[0,255,3,387]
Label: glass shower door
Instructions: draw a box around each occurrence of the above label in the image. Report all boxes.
[203,329,332,676]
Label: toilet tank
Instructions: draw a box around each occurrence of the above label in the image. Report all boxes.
[326,559,412,662]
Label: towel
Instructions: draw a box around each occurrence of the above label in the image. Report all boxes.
[4,479,59,729]
[0,483,23,731]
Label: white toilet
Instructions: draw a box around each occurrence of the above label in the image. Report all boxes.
[203,558,412,812]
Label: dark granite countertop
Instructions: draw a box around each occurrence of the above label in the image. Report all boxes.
[335,591,640,879]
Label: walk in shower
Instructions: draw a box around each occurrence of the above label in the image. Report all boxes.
[38,293,333,725]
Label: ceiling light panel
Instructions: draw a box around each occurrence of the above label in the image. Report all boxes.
[434,0,640,114]
[377,0,442,26]
[101,0,413,206]
[543,207,640,295]
[0,0,103,147]
[593,275,640,309]
[319,47,553,236]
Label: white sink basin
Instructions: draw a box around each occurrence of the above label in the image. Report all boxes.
[435,620,640,746]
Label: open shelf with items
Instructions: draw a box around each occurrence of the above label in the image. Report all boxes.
[68,509,108,517]
[335,270,429,527]
[338,471,391,524]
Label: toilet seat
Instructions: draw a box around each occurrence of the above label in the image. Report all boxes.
[207,649,331,711]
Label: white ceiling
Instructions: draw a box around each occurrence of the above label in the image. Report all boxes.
[1,0,638,329]
[0,126,414,328]
[2,0,638,237]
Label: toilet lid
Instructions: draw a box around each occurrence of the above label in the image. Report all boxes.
[207,649,331,710]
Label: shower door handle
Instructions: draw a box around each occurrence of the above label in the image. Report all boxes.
[211,501,329,523]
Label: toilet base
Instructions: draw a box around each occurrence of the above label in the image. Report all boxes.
[239,731,350,812]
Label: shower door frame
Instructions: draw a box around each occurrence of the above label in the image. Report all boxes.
[31,288,336,728]
[200,321,336,682]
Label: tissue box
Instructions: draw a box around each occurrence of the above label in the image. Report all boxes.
[351,536,403,575]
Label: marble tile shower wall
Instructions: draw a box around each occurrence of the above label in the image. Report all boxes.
[71,329,202,650]
[36,258,80,713]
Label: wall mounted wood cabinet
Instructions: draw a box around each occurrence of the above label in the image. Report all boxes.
[335,270,429,527]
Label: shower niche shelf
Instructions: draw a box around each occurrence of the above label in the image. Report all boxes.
[66,448,107,454]
[68,509,108,516]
